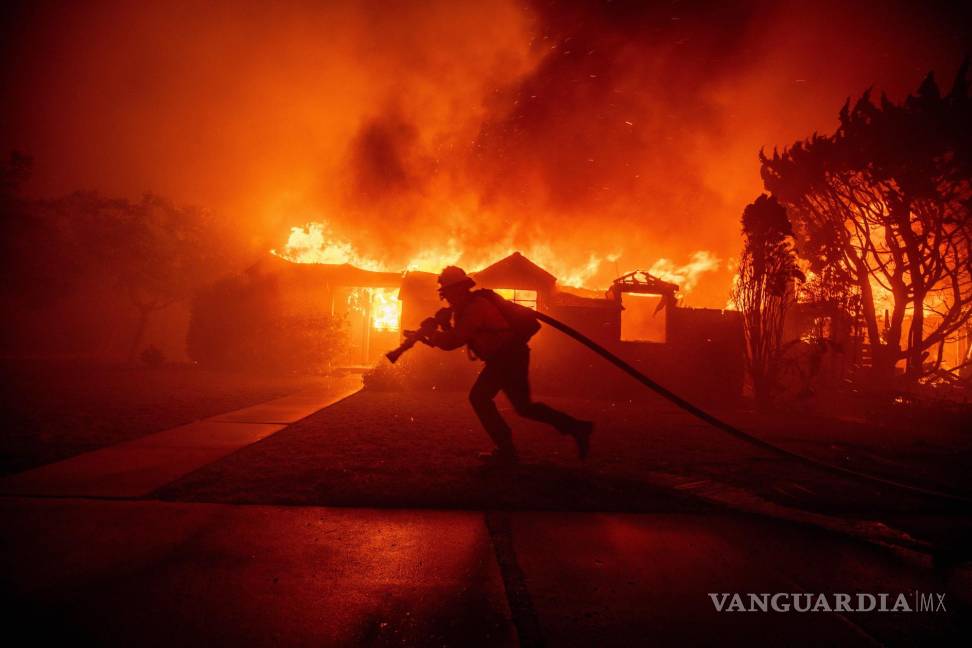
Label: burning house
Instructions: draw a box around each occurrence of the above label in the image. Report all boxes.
[537,264,743,402]
[213,254,405,369]
[255,250,744,401]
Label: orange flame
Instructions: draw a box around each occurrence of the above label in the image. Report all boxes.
[274,221,718,296]
[370,288,402,331]
[346,286,403,332]
[273,221,461,274]
[648,251,720,294]
[273,222,385,271]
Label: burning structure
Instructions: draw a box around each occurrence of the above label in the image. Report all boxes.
[251,250,743,401]
[242,254,404,368]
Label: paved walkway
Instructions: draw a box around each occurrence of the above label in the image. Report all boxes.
[0,375,361,498]
[2,497,968,646]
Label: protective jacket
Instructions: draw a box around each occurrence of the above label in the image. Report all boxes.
[430,293,516,360]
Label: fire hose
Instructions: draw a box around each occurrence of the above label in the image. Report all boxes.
[387,310,971,506]
[532,311,972,507]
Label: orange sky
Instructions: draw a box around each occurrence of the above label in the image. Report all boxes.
[1,0,969,306]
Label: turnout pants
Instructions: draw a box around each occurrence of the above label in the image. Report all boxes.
[469,343,580,450]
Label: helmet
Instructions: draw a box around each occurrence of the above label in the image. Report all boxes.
[437,266,476,292]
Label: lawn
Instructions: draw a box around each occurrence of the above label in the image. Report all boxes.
[0,360,330,475]
[156,386,972,522]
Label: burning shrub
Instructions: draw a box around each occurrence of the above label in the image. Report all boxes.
[256,314,346,374]
[762,64,972,383]
[187,273,347,374]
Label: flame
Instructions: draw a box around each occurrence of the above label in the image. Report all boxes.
[274,220,718,297]
[346,286,403,331]
[648,251,720,294]
[370,288,402,331]
[524,247,621,289]
[274,221,461,274]
[405,239,463,273]
[13,2,957,320]
[273,222,385,271]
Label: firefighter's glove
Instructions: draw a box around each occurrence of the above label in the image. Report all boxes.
[434,307,453,330]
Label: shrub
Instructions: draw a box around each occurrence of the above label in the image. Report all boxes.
[187,272,346,374]
[362,358,407,391]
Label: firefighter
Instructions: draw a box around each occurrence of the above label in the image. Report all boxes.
[427,266,594,465]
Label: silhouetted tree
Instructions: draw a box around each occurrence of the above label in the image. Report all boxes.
[761,62,972,382]
[731,194,804,404]
[108,195,217,363]
[45,192,218,363]
[0,153,90,309]
[1,168,221,361]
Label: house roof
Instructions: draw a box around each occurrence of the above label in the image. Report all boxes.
[399,270,439,300]
[610,270,678,295]
[251,250,561,297]
[472,251,557,291]
[550,290,619,309]
[252,254,403,288]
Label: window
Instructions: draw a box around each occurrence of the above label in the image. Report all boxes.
[620,293,666,342]
[493,288,537,310]
[370,287,402,332]
[494,288,538,310]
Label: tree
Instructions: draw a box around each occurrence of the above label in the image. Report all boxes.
[100,195,218,363]
[761,62,972,382]
[34,191,218,362]
[731,194,804,404]
[0,153,92,310]
[1,152,227,361]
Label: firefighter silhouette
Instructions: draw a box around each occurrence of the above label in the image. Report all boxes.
[427,266,593,465]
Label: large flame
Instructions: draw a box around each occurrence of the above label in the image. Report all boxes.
[648,251,721,295]
[275,221,719,296]
[274,222,461,274]
[8,1,964,318]
[370,288,402,331]
[274,222,385,271]
[346,286,403,332]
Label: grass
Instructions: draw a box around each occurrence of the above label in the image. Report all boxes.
[156,387,972,521]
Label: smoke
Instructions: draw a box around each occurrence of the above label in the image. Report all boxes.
[2,0,969,306]
[347,111,425,202]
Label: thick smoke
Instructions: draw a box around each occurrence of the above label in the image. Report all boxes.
[2,0,969,305]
